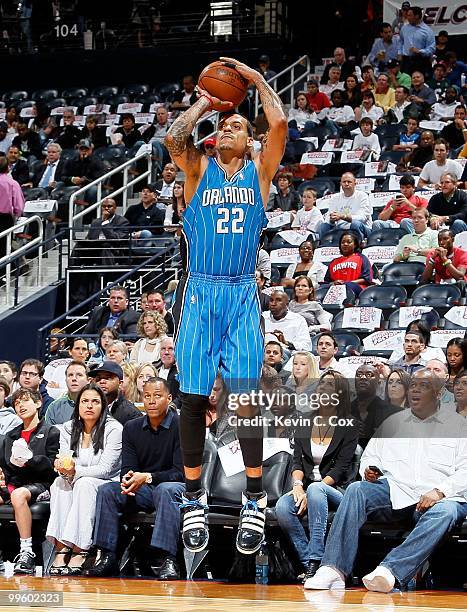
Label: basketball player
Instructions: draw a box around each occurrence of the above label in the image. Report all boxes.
[165,57,287,555]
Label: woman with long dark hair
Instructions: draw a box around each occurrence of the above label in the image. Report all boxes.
[164,180,186,231]
[384,367,411,409]
[289,275,331,334]
[344,74,362,109]
[46,383,122,575]
[88,327,119,367]
[447,337,467,389]
[275,370,358,582]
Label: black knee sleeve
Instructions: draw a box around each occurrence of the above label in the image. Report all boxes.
[237,404,263,469]
[180,392,210,468]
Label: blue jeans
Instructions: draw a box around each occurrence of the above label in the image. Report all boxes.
[93,481,185,556]
[276,482,343,565]
[319,221,370,242]
[372,219,413,234]
[321,478,467,585]
[451,219,467,235]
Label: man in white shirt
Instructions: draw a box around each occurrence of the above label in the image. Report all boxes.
[319,66,345,97]
[430,87,460,122]
[263,290,312,351]
[315,332,352,377]
[391,331,428,375]
[418,139,463,189]
[305,368,467,592]
[319,172,372,242]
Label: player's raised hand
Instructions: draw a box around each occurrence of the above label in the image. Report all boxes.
[196,85,234,112]
[219,57,260,85]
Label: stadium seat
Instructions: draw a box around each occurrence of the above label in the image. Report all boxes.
[442,316,467,330]
[300,125,335,141]
[61,87,88,99]
[104,94,130,110]
[94,145,128,168]
[49,97,67,110]
[374,123,406,139]
[122,84,150,97]
[17,100,35,111]
[270,266,281,284]
[25,187,47,201]
[79,96,99,109]
[387,308,440,330]
[60,148,79,163]
[379,150,406,164]
[318,230,344,247]
[31,89,58,102]
[91,85,119,99]
[269,234,297,250]
[156,82,180,101]
[410,284,461,316]
[358,285,407,312]
[2,90,28,103]
[366,228,405,247]
[312,331,361,357]
[135,93,161,108]
[381,262,425,286]
[332,309,383,335]
[297,178,336,197]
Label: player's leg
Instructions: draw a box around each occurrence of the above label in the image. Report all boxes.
[173,276,221,552]
[221,281,266,554]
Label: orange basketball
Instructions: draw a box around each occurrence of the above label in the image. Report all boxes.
[198,61,248,110]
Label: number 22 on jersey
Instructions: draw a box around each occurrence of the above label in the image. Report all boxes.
[216,207,245,234]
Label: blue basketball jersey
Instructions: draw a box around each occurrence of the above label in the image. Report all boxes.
[182,157,267,276]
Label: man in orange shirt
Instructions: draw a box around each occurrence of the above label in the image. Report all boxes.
[421,229,467,285]
[372,174,428,234]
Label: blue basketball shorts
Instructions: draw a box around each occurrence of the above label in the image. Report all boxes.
[173,272,264,396]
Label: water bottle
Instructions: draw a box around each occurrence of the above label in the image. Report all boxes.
[255,543,269,585]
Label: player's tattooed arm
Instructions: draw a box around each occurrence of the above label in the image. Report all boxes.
[165,97,211,173]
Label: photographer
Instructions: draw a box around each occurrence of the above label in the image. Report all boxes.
[372,174,428,235]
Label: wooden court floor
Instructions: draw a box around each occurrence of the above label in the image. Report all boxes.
[0,577,467,612]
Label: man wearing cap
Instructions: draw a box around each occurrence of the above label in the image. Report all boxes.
[202,137,217,158]
[392,1,411,35]
[124,184,165,239]
[89,361,141,425]
[387,59,411,89]
[305,80,330,113]
[367,23,400,72]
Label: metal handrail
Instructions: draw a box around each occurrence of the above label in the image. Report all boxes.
[255,54,311,115]
[0,215,44,306]
[68,149,152,249]
[36,244,177,360]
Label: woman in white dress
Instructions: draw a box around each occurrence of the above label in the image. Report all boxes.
[130,311,168,365]
[46,383,122,575]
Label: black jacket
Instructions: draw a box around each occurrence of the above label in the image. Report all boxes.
[31,159,66,188]
[351,396,402,448]
[124,202,164,236]
[292,421,359,488]
[54,125,81,150]
[10,159,30,186]
[61,155,105,186]
[84,305,140,336]
[0,419,59,488]
[86,214,130,240]
[80,126,108,150]
[11,131,42,159]
[109,394,141,426]
[114,127,141,149]
[428,189,467,224]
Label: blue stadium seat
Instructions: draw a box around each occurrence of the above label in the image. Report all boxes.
[332,309,384,335]
[387,308,440,329]
[61,87,88,100]
[315,285,356,314]
[318,230,344,247]
[410,284,461,316]
[31,89,58,102]
[366,228,405,247]
[2,90,28,103]
[358,285,407,312]
[297,178,336,197]
[381,262,425,286]
[91,85,119,99]
[269,234,297,251]
[49,98,67,110]
[122,84,150,97]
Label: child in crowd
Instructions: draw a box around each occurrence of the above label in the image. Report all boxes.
[291,188,323,238]
[352,118,381,160]
[393,117,420,151]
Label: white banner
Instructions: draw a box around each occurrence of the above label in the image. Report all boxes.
[23,199,57,214]
[383,0,467,35]
[444,306,467,327]
[365,162,396,177]
[149,102,164,113]
[430,329,466,348]
[342,307,382,330]
[419,120,447,132]
[313,246,340,264]
[299,136,319,148]
[50,106,77,116]
[369,191,396,209]
[454,232,467,250]
[300,151,333,166]
[133,112,155,124]
[389,175,403,191]
[363,330,405,351]
[218,438,293,477]
[269,247,300,264]
[398,306,433,327]
[363,245,397,264]
[278,230,310,246]
[322,284,347,305]
[340,355,389,374]
[83,104,110,116]
[340,150,365,163]
[266,211,291,229]
[355,178,376,192]
[322,139,353,152]
[116,102,143,114]
[316,194,334,211]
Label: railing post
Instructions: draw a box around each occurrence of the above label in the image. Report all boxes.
[290,66,295,107]
[5,234,11,307]
[147,152,152,185]
[123,166,128,213]
[37,220,43,282]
